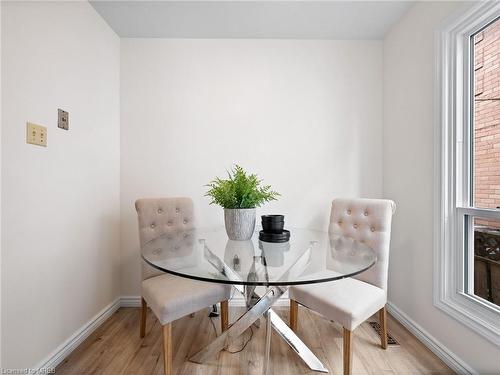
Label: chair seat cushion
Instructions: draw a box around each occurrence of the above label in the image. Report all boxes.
[142,273,232,325]
[289,277,386,331]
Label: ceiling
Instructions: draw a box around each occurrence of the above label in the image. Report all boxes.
[90,1,414,39]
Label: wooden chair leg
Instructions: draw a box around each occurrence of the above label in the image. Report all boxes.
[290,299,298,332]
[221,300,229,332]
[379,305,388,349]
[343,328,353,375]
[140,298,147,338]
[163,323,172,375]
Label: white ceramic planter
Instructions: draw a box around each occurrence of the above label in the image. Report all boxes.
[224,208,256,240]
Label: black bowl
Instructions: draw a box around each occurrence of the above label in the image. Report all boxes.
[261,215,285,233]
[262,214,284,221]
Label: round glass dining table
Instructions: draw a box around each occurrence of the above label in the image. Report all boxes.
[141,227,377,374]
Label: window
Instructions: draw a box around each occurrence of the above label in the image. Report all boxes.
[436,2,500,344]
[470,19,500,308]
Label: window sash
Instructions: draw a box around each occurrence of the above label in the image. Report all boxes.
[457,16,500,309]
[465,16,500,210]
[457,208,500,313]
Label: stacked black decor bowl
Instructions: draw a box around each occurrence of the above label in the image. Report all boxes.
[259,215,290,243]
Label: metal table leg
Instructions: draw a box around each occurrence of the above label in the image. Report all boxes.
[190,286,285,364]
[263,310,272,375]
[268,309,328,372]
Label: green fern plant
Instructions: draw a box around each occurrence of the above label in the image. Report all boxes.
[205,165,280,209]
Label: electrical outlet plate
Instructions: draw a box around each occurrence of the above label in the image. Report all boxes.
[58,108,69,130]
[26,122,47,147]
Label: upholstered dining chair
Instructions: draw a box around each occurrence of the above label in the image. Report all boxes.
[136,197,231,375]
[289,198,396,375]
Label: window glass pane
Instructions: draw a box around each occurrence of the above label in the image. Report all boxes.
[473,18,500,209]
[473,217,500,308]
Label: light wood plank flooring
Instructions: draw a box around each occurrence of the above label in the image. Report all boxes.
[56,306,453,374]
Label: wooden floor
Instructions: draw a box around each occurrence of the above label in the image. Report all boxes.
[56,306,452,375]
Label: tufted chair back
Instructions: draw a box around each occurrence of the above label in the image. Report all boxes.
[135,197,195,280]
[329,198,395,291]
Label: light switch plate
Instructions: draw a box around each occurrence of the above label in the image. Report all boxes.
[58,108,69,130]
[26,122,47,147]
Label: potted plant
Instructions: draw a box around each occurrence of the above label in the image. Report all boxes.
[205,165,280,240]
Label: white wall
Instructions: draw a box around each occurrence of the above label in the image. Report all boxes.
[0,1,2,368]
[121,39,383,295]
[1,1,120,368]
[383,2,499,373]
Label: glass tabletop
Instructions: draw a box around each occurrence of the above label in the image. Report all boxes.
[141,227,376,286]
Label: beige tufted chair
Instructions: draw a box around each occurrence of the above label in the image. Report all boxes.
[136,197,231,375]
[289,198,395,375]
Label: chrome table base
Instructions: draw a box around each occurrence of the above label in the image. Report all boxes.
[190,286,285,365]
[190,242,329,374]
[268,309,328,372]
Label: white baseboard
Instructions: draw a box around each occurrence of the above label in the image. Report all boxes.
[120,295,142,307]
[119,294,290,308]
[36,297,121,371]
[386,301,475,375]
[35,295,474,374]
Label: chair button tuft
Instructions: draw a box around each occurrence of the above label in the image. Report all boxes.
[371,227,375,232]
[347,209,351,215]
[183,219,188,224]
[150,223,156,228]
[364,211,368,216]
[175,208,180,214]
[157,208,163,214]
[167,221,173,226]
[338,220,342,225]
[353,223,358,229]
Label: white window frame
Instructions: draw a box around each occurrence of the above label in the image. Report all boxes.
[435,1,500,345]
